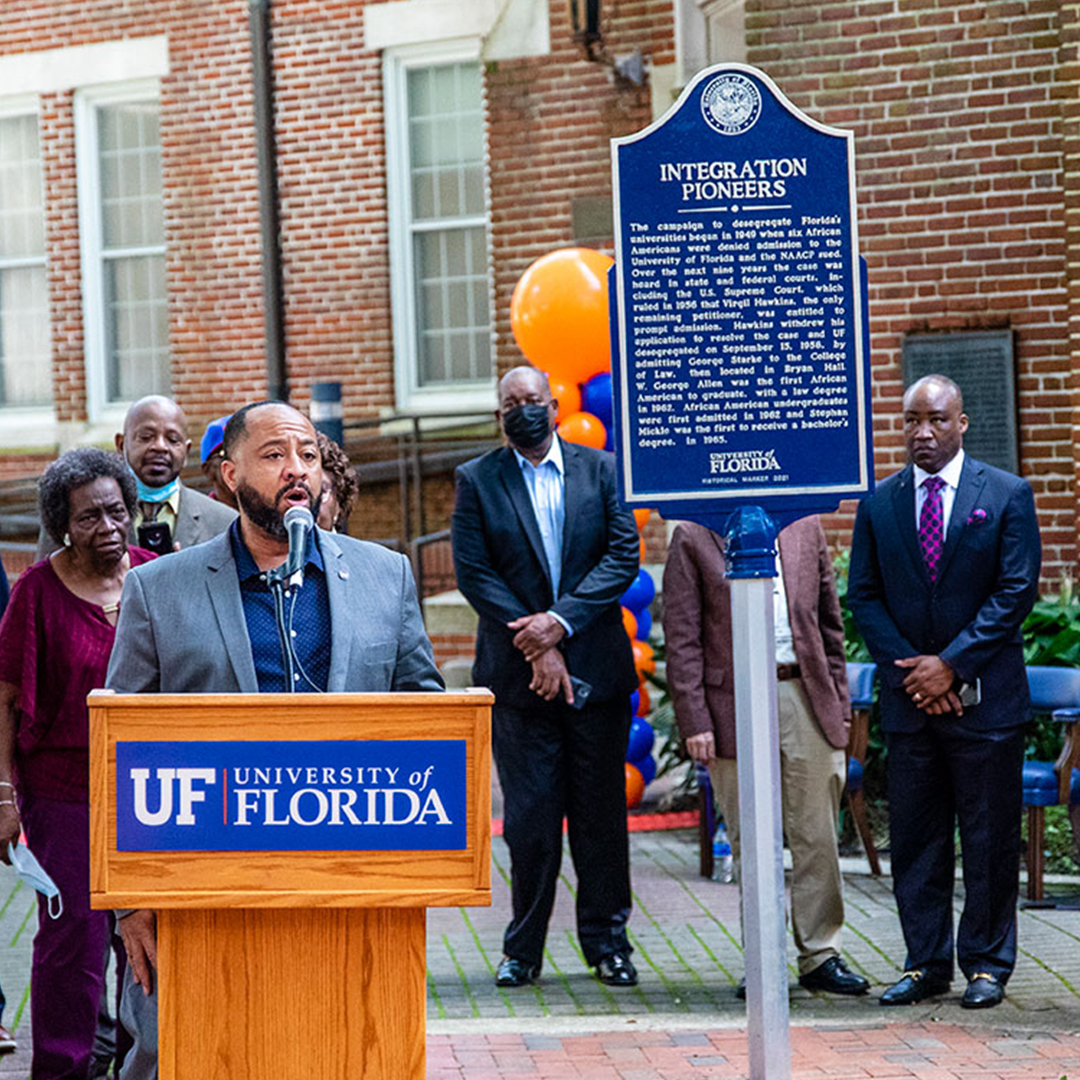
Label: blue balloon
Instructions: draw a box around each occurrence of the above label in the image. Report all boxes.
[629,689,640,717]
[621,568,656,614]
[627,717,655,763]
[637,754,657,787]
[582,371,613,430]
[634,608,652,642]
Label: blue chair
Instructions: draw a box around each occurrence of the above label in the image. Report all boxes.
[695,662,882,877]
[1022,666,1080,902]
[845,662,882,876]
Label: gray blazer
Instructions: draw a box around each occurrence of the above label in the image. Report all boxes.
[105,528,443,694]
[36,481,237,560]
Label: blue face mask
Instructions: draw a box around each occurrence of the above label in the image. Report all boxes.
[127,461,179,504]
[9,843,62,920]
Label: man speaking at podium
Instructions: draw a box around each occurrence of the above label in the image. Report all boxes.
[105,401,443,1080]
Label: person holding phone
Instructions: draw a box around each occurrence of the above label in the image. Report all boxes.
[36,397,236,561]
[451,366,641,990]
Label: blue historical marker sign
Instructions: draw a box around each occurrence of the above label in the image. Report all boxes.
[610,64,873,527]
[116,739,468,852]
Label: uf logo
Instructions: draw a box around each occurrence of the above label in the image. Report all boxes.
[131,768,217,826]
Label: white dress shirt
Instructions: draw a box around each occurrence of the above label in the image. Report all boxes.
[773,566,797,665]
[513,436,573,636]
[913,448,965,535]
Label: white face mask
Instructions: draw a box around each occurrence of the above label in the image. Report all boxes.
[8,843,62,920]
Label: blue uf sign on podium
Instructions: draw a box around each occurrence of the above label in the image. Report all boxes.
[610,64,873,526]
[116,739,468,852]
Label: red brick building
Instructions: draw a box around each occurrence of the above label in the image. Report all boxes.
[0,0,1076,581]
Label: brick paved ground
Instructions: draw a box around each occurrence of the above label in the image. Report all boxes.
[427,829,1080,1026]
[0,826,1078,1077]
[427,1024,1080,1079]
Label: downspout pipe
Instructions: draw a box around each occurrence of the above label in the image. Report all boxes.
[249,0,288,402]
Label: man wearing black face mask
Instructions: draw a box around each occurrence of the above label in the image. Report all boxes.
[452,366,641,990]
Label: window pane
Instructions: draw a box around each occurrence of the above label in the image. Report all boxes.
[0,265,51,407]
[406,68,433,120]
[411,170,435,219]
[402,61,490,390]
[406,61,484,224]
[103,254,170,403]
[419,331,447,385]
[412,225,490,388]
[98,101,164,249]
[0,113,49,410]
[0,114,44,260]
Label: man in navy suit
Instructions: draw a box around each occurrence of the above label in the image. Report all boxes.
[848,374,1041,1009]
[452,366,640,989]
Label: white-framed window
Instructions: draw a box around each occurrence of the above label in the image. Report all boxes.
[75,79,169,423]
[701,0,746,65]
[385,41,494,412]
[0,97,51,413]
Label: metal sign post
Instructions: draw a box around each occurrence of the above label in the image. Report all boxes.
[725,508,789,1079]
[607,63,876,1080]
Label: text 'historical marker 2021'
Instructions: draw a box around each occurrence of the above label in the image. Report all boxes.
[610,64,873,526]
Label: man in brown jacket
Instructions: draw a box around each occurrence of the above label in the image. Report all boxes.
[663,514,868,996]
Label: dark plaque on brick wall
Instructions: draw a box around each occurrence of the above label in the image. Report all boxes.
[902,330,1017,474]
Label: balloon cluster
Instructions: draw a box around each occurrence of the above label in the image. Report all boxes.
[510,248,616,452]
[622,561,657,809]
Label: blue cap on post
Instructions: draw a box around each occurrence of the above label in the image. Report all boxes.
[723,506,779,579]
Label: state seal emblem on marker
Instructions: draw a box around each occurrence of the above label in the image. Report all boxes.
[700,73,761,136]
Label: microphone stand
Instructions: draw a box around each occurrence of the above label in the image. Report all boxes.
[266,566,297,694]
[267,507,312,694]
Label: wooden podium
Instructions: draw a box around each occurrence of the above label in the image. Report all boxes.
[89,690,492,1080]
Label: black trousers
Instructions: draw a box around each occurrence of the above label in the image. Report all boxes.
[886,721,1025,984]
[493,697,632,967]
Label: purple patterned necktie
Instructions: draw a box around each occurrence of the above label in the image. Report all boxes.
[919,475,946,581]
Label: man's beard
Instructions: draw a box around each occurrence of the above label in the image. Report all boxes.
[235,481,322,540]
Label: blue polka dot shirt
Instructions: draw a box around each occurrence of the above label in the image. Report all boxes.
[229,519,332,693]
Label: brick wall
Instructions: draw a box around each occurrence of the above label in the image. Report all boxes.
[0,3,266,432]
[487,0,676,378]
[1060,4,1080,578]
[7,0,1076,588]
[746,0,1073,582]
[272,2,395,418]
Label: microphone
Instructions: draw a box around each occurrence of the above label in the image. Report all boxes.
[282,505,314,587]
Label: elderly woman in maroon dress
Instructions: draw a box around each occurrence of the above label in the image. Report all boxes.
[0,448,154,1080]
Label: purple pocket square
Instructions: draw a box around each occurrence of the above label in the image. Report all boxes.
[966,509,988,526]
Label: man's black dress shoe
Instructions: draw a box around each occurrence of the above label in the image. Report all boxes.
[879,969,950,1006]
[496,956,540,987]
[961,973,1004,1009]
[595,953,638,987]
[798,956,870,996]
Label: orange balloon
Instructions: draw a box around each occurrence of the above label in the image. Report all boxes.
[510,248,614,384]
[636,683,651,716]
[639,536,647,564]
[621,606,638,639]
[558,411,607,449]
[633,508,651,531]
[632,640,656,676]
[625,762,645,809]
[549,379,581,423]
